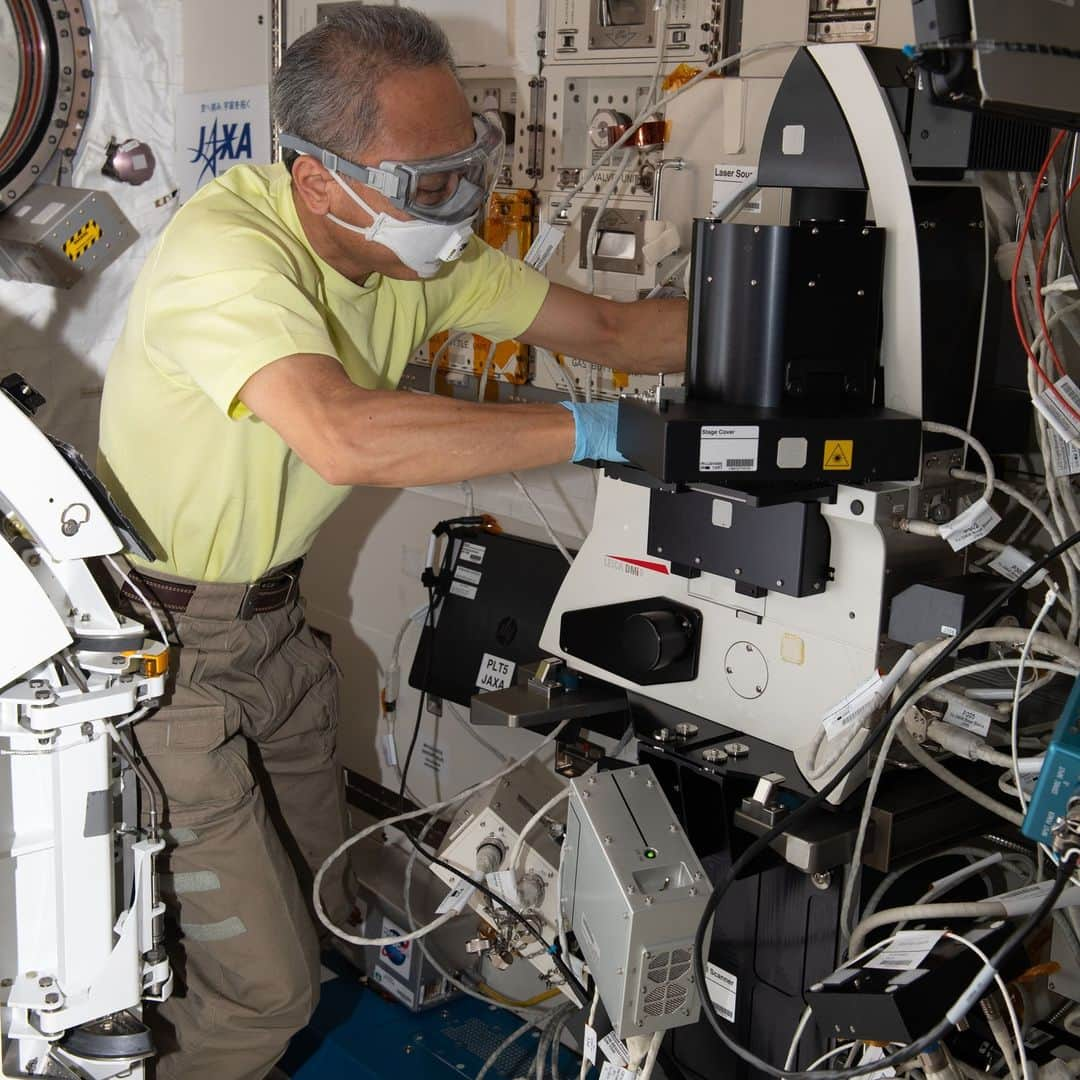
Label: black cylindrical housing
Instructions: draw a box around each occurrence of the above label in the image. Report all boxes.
[685,218,886,410]
[686,220,793,407]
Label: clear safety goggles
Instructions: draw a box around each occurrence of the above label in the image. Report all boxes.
[279,114,505,225]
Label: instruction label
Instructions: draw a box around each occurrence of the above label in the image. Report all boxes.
[699,425,759,473]
[938,497,1001,552]
[823,439,854,471]
[988,546,1048,590]
[865,929,945,972]
[449,581,478,601]
[476,653,516,691]
[705,962,738,1022]
[710,164,761,217]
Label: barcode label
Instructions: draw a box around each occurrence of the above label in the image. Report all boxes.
[700,426,759,473]
[1035,375,1080,442]
[1049,429,1080,476]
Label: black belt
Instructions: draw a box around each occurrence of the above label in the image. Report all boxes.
[121,559,303,620]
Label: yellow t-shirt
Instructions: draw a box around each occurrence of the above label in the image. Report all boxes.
[98,163,550,583]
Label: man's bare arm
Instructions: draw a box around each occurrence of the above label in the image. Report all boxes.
[519,282,688,375]
[239,353,575,487]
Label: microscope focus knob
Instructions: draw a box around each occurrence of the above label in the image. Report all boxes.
[622,610,694,674]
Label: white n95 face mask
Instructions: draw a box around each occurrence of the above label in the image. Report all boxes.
[328,170,474,278]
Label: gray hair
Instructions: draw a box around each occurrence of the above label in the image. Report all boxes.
[272,6,456,169]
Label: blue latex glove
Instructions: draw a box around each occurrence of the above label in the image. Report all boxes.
[558,400,629,464]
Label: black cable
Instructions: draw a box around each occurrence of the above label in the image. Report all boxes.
[692,524,1080,1079]
[1058,132,1080,296]
[396,518,589,1006]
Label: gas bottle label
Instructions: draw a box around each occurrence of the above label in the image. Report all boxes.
[699,426,759,473]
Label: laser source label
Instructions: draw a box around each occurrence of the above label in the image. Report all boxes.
[699,425,759,473]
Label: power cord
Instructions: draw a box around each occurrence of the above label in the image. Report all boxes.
[691,524,1080,1078]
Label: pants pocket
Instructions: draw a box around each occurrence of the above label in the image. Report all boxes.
[134,705,254,821]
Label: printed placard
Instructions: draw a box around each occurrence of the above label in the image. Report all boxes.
[175,85,271,202]
[476,653,516,691]
[458,541,487,565]
[449,581,478,601]
[710,164,762,217]
[699,425,759,473]
[705,962,738,1022]
[454,565,483,586]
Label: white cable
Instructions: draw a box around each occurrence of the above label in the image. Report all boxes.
[427,333,457,394]
[921,421,995,505]
[1012,587,1060,812]
[510,472,575,566]
[785,1007,813,1071]
[943,932,1029,1080]
[476,340,499,403]
[806,1043,860,1072]
[548,40,807,230]
[537,349,580,402]
[508,787,570,883]
[908,657,1079,708]
[312,718,571,947]
[896,724,1024,829]
[477,1017,541,1080]
[445,701,510,764]
[636,1031,664,1080]
[103,555,169,649]
[579,985,601,1080]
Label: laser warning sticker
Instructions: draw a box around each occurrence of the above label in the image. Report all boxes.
[823,440,853,471]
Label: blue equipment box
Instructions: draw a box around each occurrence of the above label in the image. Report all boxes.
[1022,675,1080,846]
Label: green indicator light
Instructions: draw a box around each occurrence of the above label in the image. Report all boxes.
[644,848,657,859]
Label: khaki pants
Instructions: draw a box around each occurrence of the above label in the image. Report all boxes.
[113,569,352,1080]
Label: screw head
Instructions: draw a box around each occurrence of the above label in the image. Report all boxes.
[723,742,750,759]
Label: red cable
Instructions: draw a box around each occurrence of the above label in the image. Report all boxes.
[1011,130,1080,424]
[1036,169,1080,378]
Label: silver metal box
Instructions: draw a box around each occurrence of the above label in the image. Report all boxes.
[0,185,136,288]
[560,765,710,1039]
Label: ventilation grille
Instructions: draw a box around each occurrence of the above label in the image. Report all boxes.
[641,948,694,1017]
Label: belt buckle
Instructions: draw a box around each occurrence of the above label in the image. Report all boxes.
[238,566,300,620]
